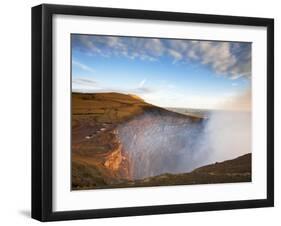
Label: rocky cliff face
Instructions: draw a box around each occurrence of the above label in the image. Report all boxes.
[71,92,151,189]
[110,153,252,188]
[71,92,251,190]
[104,143,123,171]
[117,108,206,179]
[72,92,202,188]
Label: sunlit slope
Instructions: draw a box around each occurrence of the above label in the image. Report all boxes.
[72,92,152,123]
[112,153,251,188]
[71,92,250,190]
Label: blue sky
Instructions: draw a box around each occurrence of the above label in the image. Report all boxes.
[72,34,251,109]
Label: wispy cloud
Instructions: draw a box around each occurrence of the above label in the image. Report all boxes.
[72,60,95,73]
[133,86,154,94]
[72,77,97,86]
[138,79,146,88]
[73,77,154,95]
[73,86,155,95]
[72,35,251,80]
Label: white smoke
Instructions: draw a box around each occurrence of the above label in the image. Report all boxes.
[117,90,251,179]
[117,110,209,180]
[203,111,251,163]
[202,89,251,162]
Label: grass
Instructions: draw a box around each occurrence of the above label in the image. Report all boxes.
[71,92,251,190]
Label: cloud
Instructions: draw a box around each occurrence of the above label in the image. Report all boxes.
[73,77,154,95]
[167,49,182,63]
[220,89,251,111]
[72,35,251,79]
[138,79,146,88]
[166,40,251,78]
[72,86,155,95]
[72,60,95,73]
[72,77,97,86]
[133,86,154,94]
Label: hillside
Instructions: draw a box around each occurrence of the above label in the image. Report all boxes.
[72,92,154,188]
[112,153,251,188]
[72,92,152,123]
[72,92,251,190]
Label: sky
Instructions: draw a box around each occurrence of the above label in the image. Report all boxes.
[72,34,251,110]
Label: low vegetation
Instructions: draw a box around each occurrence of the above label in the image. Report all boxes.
[72,92,251,190]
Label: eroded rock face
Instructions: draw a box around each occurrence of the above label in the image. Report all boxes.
[71,92,211,189]
[117,110,208,180]
[104,143,123,171]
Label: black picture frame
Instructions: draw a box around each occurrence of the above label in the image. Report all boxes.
[32,3,274,222]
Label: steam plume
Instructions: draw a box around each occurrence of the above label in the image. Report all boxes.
[204,89,251,162]
[117,90,251,180]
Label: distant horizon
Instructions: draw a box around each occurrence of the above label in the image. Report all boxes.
[72,90,251,112]
[72,34,251,110]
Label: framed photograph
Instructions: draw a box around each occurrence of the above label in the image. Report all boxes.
[32,4,274,221]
